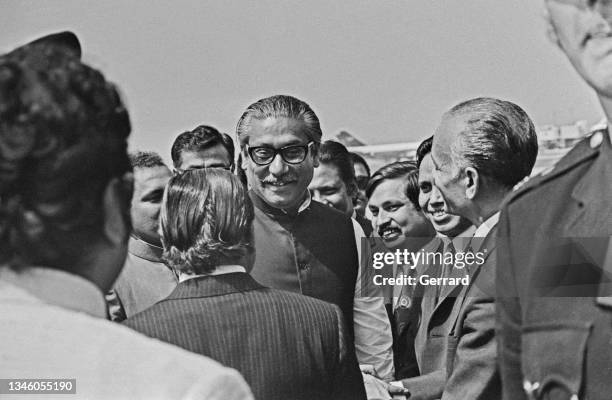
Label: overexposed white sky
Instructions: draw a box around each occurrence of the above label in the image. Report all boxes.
[1,0,603,160]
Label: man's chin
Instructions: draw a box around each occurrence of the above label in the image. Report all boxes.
[260,191,302,211]
[381,236,407,250]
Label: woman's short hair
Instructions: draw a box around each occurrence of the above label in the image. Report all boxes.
[366,161,421,211]
[160,168,254,275]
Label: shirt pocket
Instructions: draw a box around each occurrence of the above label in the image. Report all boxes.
[521,322,591,400]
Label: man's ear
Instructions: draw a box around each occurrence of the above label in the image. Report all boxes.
[102,173,133,246]
[464,166,480,200]
[543,4,561,47]
[241,149,249,170]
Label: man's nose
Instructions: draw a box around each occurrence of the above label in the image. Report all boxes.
[429,185,445,207]
[376,209,391,227]
[268,153,288,175]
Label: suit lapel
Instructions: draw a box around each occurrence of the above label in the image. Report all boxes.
[434,235,481,312]
[428,229,498,326]
[416,238,443,316]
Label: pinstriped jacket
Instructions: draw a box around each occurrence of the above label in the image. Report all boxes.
[124,272,366,400]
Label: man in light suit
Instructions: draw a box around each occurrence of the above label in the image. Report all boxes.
[395,136,474,400]
[107,151,177,321]
[497,2,612,399]
[0,32,252,400]
[125,168,366,400]
[424,97,538,399]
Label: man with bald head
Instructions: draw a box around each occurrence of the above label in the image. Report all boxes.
[497,2,612,399]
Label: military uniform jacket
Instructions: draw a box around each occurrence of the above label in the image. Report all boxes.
[497,130,612,400]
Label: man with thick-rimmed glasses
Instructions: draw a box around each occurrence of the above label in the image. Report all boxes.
[237,95,401,398]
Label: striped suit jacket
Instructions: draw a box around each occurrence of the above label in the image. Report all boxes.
[124,272,366,400]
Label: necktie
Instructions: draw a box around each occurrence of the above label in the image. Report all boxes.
[436,240,455,303]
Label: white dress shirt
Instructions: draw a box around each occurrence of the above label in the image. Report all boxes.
[472,212,500,251]
[352,219,395,381]
[0,265,253,400]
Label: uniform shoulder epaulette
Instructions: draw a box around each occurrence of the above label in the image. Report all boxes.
[503,129,606,206]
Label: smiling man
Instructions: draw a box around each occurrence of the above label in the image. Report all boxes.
[308,140,395,383]
[237,96,356,327]
[417,137,472,239]
[366,162,434,252]
[392,136,475,399]
[497,2,612,399]
[237,94,375,398]
[365,161,435,381]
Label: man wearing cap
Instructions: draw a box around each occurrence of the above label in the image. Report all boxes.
[497,2,612,399]
[0,32,252,400]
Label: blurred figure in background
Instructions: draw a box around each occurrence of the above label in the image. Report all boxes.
[125,169,365,400]
[0,32,252,400]
[350,152,372,223]
[107,151,176,321]
[171,125,235,172]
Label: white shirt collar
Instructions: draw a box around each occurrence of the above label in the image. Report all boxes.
[471,212,500,251]
[178,265,247,283]
[0,265,107,318]
[295,191,312,214]
[439,225,477,251]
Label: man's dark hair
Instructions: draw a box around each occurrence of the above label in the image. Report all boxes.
[445,97,538,188]
[366,161,421,211]
[130,151,166,169]
[349,152,371,178]
[170,125,234,169]
[236,95,322,147]
[161,169,253,275]
[416,136,433,168]
[0,39,132,269]
[318,141,357,197]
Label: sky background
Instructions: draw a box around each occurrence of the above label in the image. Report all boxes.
[1,0,605,161]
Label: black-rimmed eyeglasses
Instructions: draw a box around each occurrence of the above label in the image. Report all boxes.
[246,142,314,166]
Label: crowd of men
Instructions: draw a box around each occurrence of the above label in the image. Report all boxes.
[0,1,610,399]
